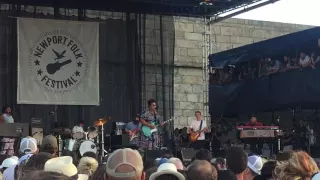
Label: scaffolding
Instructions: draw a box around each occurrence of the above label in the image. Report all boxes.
[202,16,212,127]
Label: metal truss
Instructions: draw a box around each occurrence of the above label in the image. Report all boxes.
[202,17,212,127]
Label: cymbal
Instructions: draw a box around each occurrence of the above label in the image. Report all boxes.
[94,117,109,126]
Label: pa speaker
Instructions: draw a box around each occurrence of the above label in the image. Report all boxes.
[144,150,166,162]
[181,148,198,162]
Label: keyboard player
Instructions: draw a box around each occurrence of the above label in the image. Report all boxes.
[246,116,263,155]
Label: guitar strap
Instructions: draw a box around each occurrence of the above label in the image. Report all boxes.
[199,120,203,132]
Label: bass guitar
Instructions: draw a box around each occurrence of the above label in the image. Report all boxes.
[142,117,176,137]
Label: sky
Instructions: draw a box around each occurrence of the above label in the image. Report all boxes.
[235,0,320,26]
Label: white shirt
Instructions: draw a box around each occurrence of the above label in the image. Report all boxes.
[299,55,311,66]
[3,114,14,124]
[72,126,84,134]
[189,120,207,140]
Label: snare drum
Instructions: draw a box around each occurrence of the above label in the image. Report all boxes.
[79,140,97,156]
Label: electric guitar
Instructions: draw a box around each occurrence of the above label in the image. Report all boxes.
[129,128,139,142]
[142,117,176,137]
[189,129,205,142]
[46,59,72,74]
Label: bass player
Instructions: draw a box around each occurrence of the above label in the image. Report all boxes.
[189,111,208,150]
[140,99,164,150]
[125,114,141,145]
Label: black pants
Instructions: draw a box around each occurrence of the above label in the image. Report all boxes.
[191,140,207,150]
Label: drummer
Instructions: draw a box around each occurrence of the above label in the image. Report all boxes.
[72,121,85,139]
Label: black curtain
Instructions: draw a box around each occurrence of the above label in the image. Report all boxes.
[0,5,174,139]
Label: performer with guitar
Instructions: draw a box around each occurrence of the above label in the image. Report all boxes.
[125,114,141,145]
[0,106,15,155]
[140,99,164,150]
[189,111,208,150]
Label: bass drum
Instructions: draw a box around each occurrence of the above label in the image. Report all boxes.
[79,140,97,156]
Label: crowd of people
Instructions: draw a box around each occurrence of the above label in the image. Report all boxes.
[210,51,320,85]
[0,133,320,180]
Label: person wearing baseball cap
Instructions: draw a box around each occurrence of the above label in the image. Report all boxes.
[41,135,58,157]
[19,136,38,155]
[105,148,145,180]
[244,155,263,180]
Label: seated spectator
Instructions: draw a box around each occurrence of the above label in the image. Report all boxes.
[44,156,88,180]
[244,155,263,180]
[299,52,315,69]
[226,146,248,180]
[267,58,282,75]
[187,160,218,180]
[105,148,145,180]
[40,135,58,157]
[283,56,299,71]
[195,149,212,163]
[149,163,185,180]
[275,151,319,179]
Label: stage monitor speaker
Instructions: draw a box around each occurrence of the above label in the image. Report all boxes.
[110,135,130,146]
[144,150,166,162]
[181,148,198,163]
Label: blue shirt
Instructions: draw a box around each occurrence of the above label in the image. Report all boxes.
[125,122,140,145]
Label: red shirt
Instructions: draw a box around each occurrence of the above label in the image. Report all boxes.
[246,121,263,126]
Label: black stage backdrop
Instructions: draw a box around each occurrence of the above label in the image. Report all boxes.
[0,5,174,137]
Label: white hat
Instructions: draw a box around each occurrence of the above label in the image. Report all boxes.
[312,173,320,180]
[0,158,18,169]
[11,156,18,161]
[44,156,88,180]
[20,137,38,154]
[167,158,185,170]
[247,155,263,175]
[149,163,185,180]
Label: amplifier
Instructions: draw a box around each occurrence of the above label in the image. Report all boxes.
[0,123,29,137]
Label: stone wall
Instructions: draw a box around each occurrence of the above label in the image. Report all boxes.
[171,17,312,129]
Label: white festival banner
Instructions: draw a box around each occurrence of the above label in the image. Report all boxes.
[17,18,99,105]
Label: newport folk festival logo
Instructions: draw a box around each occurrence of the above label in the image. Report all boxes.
[29,30,89,93]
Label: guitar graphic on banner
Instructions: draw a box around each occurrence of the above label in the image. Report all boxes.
[142,117,176,137]
[46,49,72,74]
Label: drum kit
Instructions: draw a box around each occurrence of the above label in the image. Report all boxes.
[56,117,109,157]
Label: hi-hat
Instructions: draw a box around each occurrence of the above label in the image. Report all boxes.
[94,117,109,126]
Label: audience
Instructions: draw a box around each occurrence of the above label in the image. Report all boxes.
[149,163,185,180]
[195,149,212,163]
[187,160,218,180]
[275,151,319,179]
[77,156,98,178]
[226,146,248,180]
[90,164,106,180]
[3,130,320,180]
[244,155,263,180]
[105,148,145,180]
